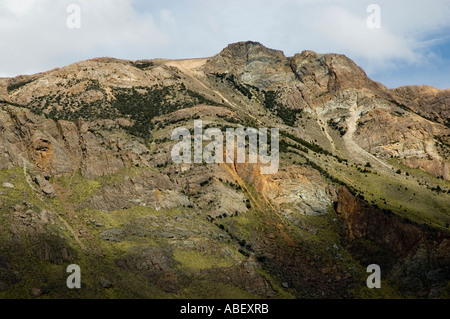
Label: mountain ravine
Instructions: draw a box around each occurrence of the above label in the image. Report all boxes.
[0,41,449,299]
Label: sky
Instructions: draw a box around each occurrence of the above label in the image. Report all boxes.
[1,0,450,89]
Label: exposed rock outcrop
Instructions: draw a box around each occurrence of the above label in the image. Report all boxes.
[335,186,423,254]
[336,186,450,296]
[390,85,450,126]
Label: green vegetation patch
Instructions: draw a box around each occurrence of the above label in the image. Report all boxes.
[173,249,234,270]
[0,167,44,209]
[112,84,218,139]
[132,61,155,70]
[7,78,35,93]
[263,90,303,126]
[57,172,102,204]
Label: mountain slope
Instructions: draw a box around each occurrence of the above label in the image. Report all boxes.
[0,42,449,299]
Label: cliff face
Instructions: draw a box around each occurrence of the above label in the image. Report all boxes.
[336,186,450,296]
[0,105,134,178]
[390,85,450,127]
[336,187,423,254]
[0,41,449,299]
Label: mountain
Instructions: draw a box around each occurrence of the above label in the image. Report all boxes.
[0,41,449,299]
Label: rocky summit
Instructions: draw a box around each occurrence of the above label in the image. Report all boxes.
[0,41,449,299]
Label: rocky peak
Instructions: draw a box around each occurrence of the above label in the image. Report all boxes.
[390,85,450,127]
[209,41,288,70]
[205,42,388,106]
[205,41,295,89]
[290,50,387,101]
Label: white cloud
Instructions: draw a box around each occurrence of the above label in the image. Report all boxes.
[0,0,169,76]
[1,0,39,17]
[1,0,450,88]
[298,4,421,72]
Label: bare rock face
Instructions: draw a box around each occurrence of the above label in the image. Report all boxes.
[352,106,450,179]
[85,170,190,212]
[403,157,450,180]
[354,108,443,156]
[390,85,450,126]
[317,82,450,179]
[33,174,56,197]
[336,186,450,296]
[0,104,152,179]
[388,86,450,178]
[289,50,387,106]
[336,186,423,254]
[235,162,334,217]
[205,41,295,89]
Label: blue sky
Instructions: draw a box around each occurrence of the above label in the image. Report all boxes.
[1,0,450,89]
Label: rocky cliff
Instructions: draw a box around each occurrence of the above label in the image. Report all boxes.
[336,186,450,297]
